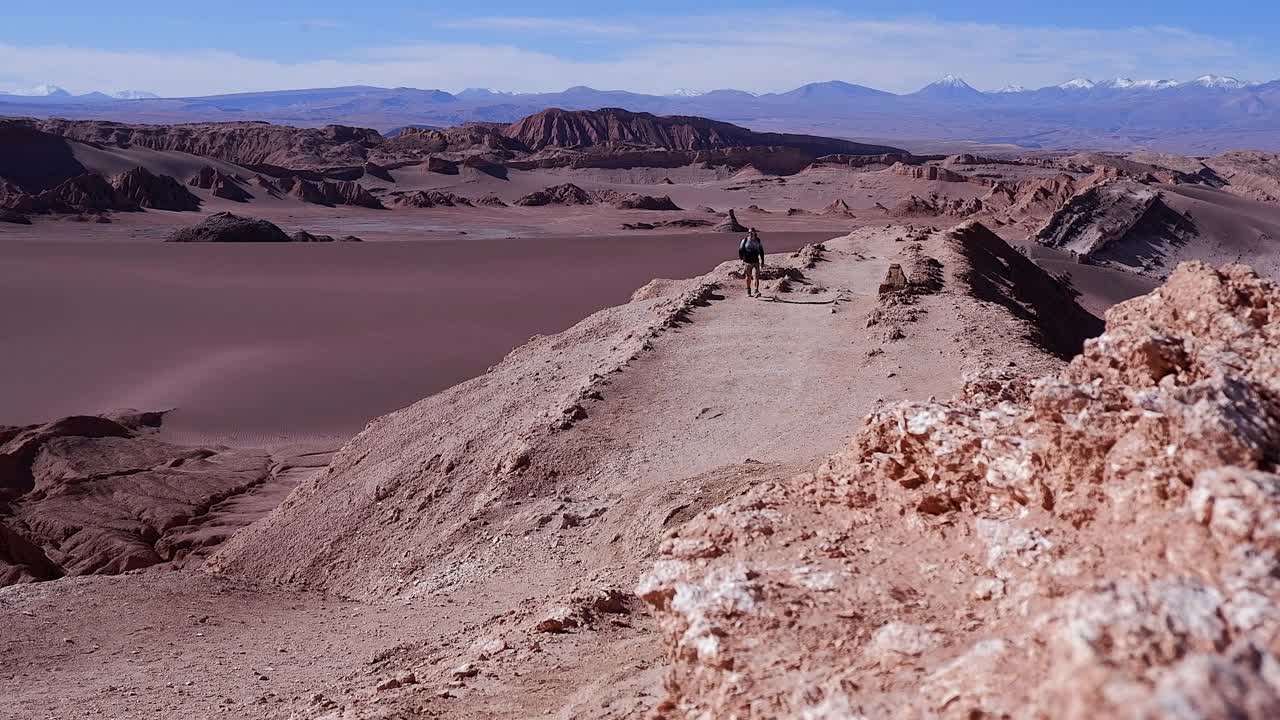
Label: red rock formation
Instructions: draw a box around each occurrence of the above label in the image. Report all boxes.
[641,258,1280,719]
[289,231,363,243]
[888,161,969,182]
[274,176,382,208]
[813,152,919,169]
[888,193,982,218]
[503,108,901,157]
[596,192,681,210]
[38,119,381,169]
[461,155,509,179]
[166,212,293,242]
[713,208,748,232]
[514,183,594,207]
[388,190,473,208]
[426,156,459,175]
[109,166,201,211]
[821,198,857,217]
[981,174,1081,225]
[362,161,394,182]
[1,410,332,585]
[1,174,138,214]
[188,165,252,202]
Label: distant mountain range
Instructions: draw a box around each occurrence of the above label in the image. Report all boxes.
[0,84,159,100]
[2,75,1278,153]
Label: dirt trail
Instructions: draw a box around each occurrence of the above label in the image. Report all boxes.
[1,225,1082,719]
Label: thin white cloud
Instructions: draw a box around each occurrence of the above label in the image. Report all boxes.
[0,13,1273,97]
[437,16,639,36]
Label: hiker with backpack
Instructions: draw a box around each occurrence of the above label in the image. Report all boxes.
[738,228,765,297]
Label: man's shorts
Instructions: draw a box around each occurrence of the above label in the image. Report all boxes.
[743,261,761,280]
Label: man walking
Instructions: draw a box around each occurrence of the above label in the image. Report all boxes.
[738,227,765,297]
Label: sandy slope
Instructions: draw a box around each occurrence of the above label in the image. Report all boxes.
[0,230,834,443]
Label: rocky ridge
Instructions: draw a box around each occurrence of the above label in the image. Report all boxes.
[640,259,1280,719]
[0,412,334,585]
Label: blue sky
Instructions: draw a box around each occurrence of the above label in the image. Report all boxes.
[2,1,1277,95]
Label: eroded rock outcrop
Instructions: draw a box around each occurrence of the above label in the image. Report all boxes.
[165,212,292,242]
[981,173,1083,226]
[0,174,138,215]
[888,161,969,183]
[889,193,983,218]
[388,190,473,208]
[821,198,856,217]
[595,191,681,211]
[712,208,748,233]
[273,176,382,208]
[641,260,1280,719]
[514,183,594,207]
[109,166,201,211]
[188,165,252,202]
[502,108,901,157]
[0,411,332,586]
[1036,180,1196,275]
[39,119,382,169]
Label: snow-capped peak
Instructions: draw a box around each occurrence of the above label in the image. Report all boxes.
[1058,78,1096,90]
[1100,77,1178,90]
[994,84,1027,93]
[111,90,159,100]
[1187,75,1249,89]
[667,88,706,98]
[12,83,71,97]
[934,74,973,88]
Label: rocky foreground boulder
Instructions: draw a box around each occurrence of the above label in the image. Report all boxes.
[640,261,1280,719]
[166,212,292,242]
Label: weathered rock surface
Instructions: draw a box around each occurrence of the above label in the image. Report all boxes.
[0,412,332,586]
[595,191,681,210]
[165,212,292,242]
[273,176,382,208]
[1206,151,1280,203]
[981,173,1085,226]
[515,183,595,206]
[712,208,748,233]
[188,165,252,202]
[39,119,382,169]
[821,198,856,217]
[641,259,1280,719]
[1036,180,1195,274]
[289,231,363,243]
[388,190,472,208]
[0,173,138,215]
[889,193,983,218]
[888,161,969,183]
[502,107,902,156]
[109,166,201,211]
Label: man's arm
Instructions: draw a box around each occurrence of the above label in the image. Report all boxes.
[759,242,765,266]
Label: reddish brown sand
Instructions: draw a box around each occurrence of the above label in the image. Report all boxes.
[0,230,834,445]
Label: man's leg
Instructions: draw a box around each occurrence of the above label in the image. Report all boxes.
[744,263,753,296]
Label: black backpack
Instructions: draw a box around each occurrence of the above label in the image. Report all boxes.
[739,235,761,262]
